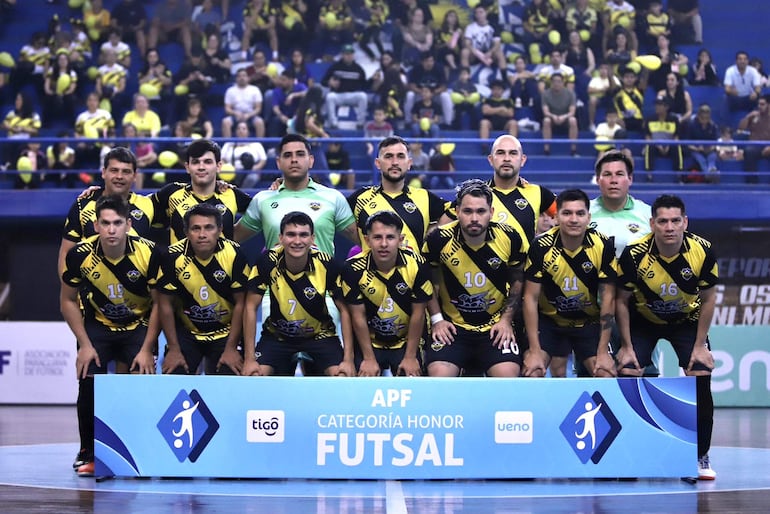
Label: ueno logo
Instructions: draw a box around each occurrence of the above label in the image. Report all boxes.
[494,411,533,444]
[247,410,285,443]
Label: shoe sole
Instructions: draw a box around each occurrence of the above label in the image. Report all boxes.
[698,475,716,481]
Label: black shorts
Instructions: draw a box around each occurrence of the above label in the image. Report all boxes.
[424,327,522,373]
[257,332,343,376]
[485,114,512,131]
[84,322,146,375]
[628,317,711,372]
[353,340,425,376]
[170,329,239,375]
[538,317,600,363]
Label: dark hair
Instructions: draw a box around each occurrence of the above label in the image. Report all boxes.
[456,179,493,206]
[186,139,221,162]
[736,50,749,60]
[594,149,634,178]
[377,135,409,155]
[102,146,137,172]
[278,133,313,154]
[280,211,314,234]
[95,194,130,220]
[652,194,686,217]
[364,210,404,234]
[183,203,223,232]
[556,188,590,210]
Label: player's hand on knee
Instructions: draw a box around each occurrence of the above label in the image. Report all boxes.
[522,350,547,377]
[218,347,244,375]
[161,348,188,374]
[357,358,381,377]
[131,350,156,374]
[431,320,456,345]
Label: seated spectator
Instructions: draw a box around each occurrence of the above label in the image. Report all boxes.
[411,85,441,139]
[12,142,45,190]
[404,51,453,129]
[460,5,506,71]
[565,0,600,58]
[648,34,688,93]
[435,9,464,75]
[99,28,131,69]
[538,48,576,94]
[43,52,78,124]
[94,48,128,116]
[182,97,214,139]
[389,0,434,67]
[110,0,148,58]
[479,79,517,145]
[202,33,232,84]
[364,107,394,157]
[120,123,156,188]
[409,140,429,176]
[738,95,770,183]
[640,0,671,51]
[587,62,621,131]
[690,48,719,86]
[402,6,434,66]
[74,91,114,169]
[148,0,193,57]
[750,57,769,89]
[724,51,763,112]
[686,104,719,181]
[593,110,628,159]
[325,141,354,189]
[564,29,596,91]
[241,0,278,60]
[427,143,456,190]
[243,49,275,95]
[83,0,111,44]
[604,28,636,76]
[275,0,311,59]
[375,66,408,129]
[541,73,578,155]
[138,48,173,121]
[522,0,553,65]
[2,92,41,167]
[508,55,540,109]
[46,133,77,188]
[316,0,354,60]
[268,69,307,138]
[667,0,702,45]
[122,93,162,138]
[603,0,639,57]
[173,49,213,117]
[221,120,267,188]
[192,0,222,43]
[286,49,313,88]
[293,86,330,170]
[222,68,265,138]
[10,32,50,95]
[717,126,743,162]
[321,44,368,129]
[643,97,683,181]
[657,72,692,123]
[614,66,648,133]
[449,67,480,130]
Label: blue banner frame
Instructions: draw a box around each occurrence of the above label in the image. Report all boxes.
[94,376,696,479]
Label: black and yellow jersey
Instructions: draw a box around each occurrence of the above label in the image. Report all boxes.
[97,63,126,88]
[157,238,250,341]
[62,234,158,331]
[62,190,155,243]
[74,108,114,137]
[525,227,617,327]
[348,184,448,252]
[364,0,389,26]
[644,12,671,38]
[3,110,41,135]
[340,248,433,349]
[614,87,644,121]
[617,232,718,325]
[644,113,680,141]
[566,5,599,32]
[151,183,252,244]
[422,221,528,332]
[445,178,556,244]
[248,247,341,342]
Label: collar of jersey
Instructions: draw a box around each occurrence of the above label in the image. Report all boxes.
[277,177,318,191]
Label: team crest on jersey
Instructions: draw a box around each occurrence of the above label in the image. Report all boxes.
[213,270,226,283]
[270,202,279,209]
[126,269,141,282]
[581,261,594,273]
[487,257,503,269]
[627,223,642,234]
[514,198,529,210]
[680,267,694,280]
[431,340,446,351]
[395,282,409,295]
[403,202,417,213]
[130,209,144,221]
[215,203,227,214]
[309,202,321,211]
[304,286,317,299]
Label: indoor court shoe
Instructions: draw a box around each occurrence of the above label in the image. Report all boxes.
[698,454,716,480]
[72,448,90,470]
[76,461,95,477]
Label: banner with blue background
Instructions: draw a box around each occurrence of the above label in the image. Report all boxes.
[95,376,696,479]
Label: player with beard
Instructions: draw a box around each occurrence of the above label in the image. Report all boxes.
[347,135,448,253]
[422,180,528,377]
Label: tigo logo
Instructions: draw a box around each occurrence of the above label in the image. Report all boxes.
[247,410,285,443]
[559,391,621,464]
[157,389,220,463]
[494,411,533,444]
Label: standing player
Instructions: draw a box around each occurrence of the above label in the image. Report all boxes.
[151,138,253,244]
[423,180,528,377]
[615,194,718,480]
[241,212,356,377]
[522,189,617,378]
[347,135,448,253]
[58,147,155,277]
[339,211,433,377]
[60,195,160,477]
[156,204,249,375]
